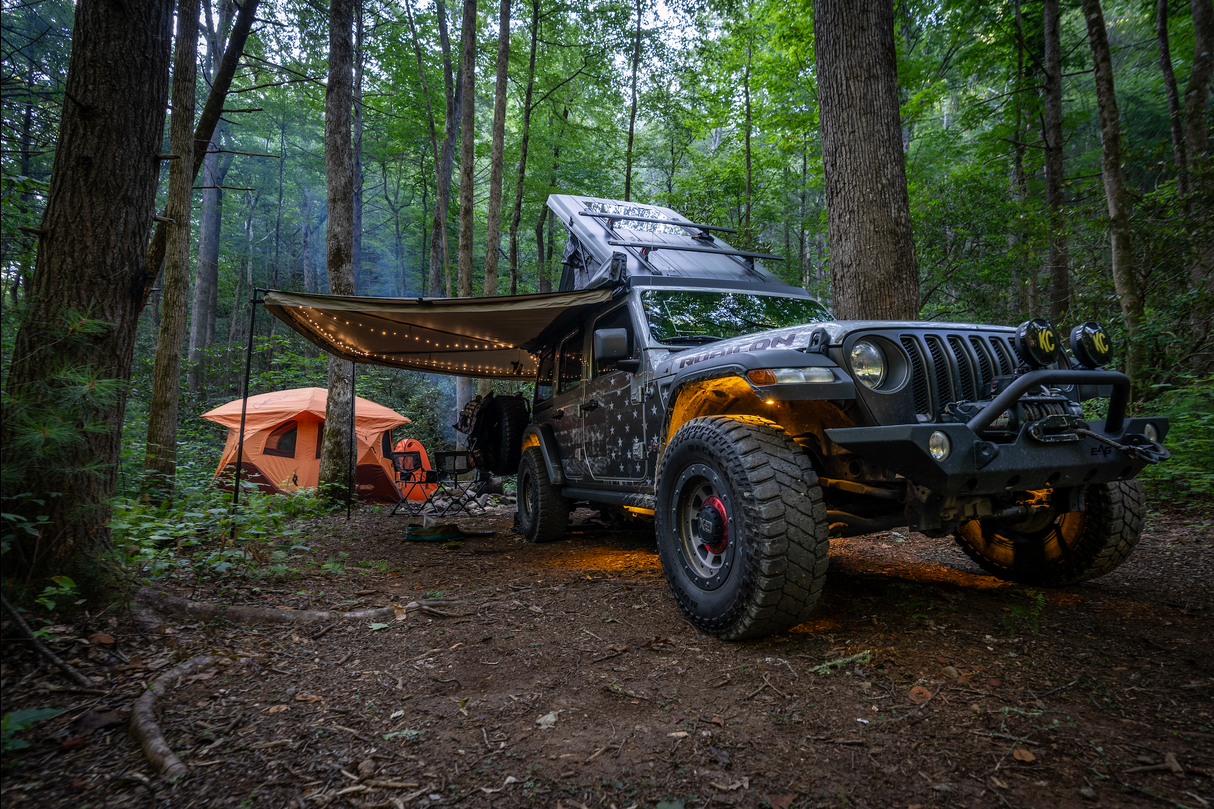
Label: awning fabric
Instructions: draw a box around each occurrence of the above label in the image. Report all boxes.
[263,288,615,379]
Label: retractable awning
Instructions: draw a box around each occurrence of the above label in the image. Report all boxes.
[263,288,615,379]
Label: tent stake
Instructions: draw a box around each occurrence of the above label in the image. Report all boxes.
[231,288,262,539]
[347,360,355,520]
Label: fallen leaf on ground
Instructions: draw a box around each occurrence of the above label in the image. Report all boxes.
[88,632,115,645]
[357,758,377,778]
[667,731,689,738]
[536,711,558,729]
[985,678,1002,687]
[354,589,377,595]
[990,776,1009,789]
[941,666,959,680]
[771,795,797,809]
[265,704,288,714]
[1012,748,1036,763]
[908,686,932,704]
[711,716,725,726]
[368,623,390,631]
[295,693,323,703]
[392,604,408,620]
[1164,751,1183,774]
[709,777,749,790]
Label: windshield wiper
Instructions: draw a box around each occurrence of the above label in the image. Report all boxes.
[661,335,724,345]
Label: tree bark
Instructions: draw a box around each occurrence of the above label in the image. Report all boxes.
[353,0,365,294]
[480,0,511,397]
[318,0,356,499]
[1183,0,1214,168]
[457,0,477,298]
[508,0,540,296]
[144,0,200,499]
[624,0,642,201]
[186,138,232,393]
[743,34,752,244]
[1043,0,1070,324]
[428,0,462,299]
[139,0,259,312]
[1158,0,1188,194]
[813,0,919,320]
[1081,0,1145,388]
[2,0,174,588]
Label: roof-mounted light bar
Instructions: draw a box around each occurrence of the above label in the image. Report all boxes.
[578,210,738,234]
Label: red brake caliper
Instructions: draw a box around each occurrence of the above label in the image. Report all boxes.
[699,496,729,555]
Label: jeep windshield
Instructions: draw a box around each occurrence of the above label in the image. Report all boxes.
[642,290,830,346]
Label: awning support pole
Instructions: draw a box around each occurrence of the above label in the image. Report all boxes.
[347,359,355,520]
[232,288,263,539]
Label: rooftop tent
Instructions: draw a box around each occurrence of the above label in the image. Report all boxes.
[263,287,613,379]
[201,387,411,503]
[545,194,792,290]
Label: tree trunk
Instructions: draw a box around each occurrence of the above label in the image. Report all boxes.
[1081,0,1145,388]
[455,0,477,432]
[1043,0,1070,324]
[143,0,200,501]
[508,0,540,296]
[1012,0,1037,316]
[535,205,549,293]
[1183,0,1214,168]
[139,0,260,311]
[813,0,919,320]
[1185,0,1214,374]
[2,0,174,589]
[457,0,477,298]
[480,0,511,397]
[318,0,356,500]
[624,0,641,201]
[743,37,752,244]
[186,139,232,394]
[428,0,462,299]
[1158,0,1188,194]
[302,187,317,293]
[352,0,365,294]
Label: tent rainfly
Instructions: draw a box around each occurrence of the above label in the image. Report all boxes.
[201,387,410,503]
[263,287,614,379]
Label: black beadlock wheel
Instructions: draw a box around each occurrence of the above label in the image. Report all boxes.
[654,415,830,640]
[954,479,1145,586]
[517,446,570,543]
[470,395,529,474]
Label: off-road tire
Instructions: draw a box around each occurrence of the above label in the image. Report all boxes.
[517,446,570,543]
[471,395,529,474]
[954,480,1145,586]
[654,416,829,640]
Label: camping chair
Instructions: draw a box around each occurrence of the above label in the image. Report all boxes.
[427,451,492,518]
[390,450,433,516]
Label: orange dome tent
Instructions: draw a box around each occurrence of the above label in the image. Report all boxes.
[201,387,411,503]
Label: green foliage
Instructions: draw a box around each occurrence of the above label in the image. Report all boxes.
[2,708,64,761]
[34,574,79,612]
[1003,589,1046,636]
[1138,379,1214,499]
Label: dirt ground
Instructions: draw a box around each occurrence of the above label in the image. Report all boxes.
[2,501,1211,809]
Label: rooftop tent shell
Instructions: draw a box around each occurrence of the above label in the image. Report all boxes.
[263,195,794,378]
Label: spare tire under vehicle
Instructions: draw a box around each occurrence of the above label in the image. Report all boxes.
[468,394,530,475]
[654,415,830,640]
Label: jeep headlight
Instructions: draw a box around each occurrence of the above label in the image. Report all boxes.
[850,340,886,389]
[746,367,837,385]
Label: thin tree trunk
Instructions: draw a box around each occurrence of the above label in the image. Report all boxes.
[186,140,232,393]
[1012,0,1037,316]
[535,205,549,293]
[508,0,540,296]
[1184,0,1214,373]
[273,116,285,286]
[429,0,462,299]
[140,0,260,311]
[455,0,478,439]
[2,0,174,587]
[144,0,200,500]
[743,35,752,244]
[1158,0,1188,194]
[227,191,258,347]
[480,0,511,397]
[1043,0,1070,323]
[624,0,641,201]
[318,0,356,499]
[353,0,365,294]
[302,187,317,293]
[813,0,919,320]
[1183,0,1213,167]
[1081,0,1144,388]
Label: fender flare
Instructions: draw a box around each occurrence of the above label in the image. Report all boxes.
[521,424,565,486]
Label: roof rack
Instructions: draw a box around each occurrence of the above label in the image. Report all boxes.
[578,210,737,234]
[606,240,785,262]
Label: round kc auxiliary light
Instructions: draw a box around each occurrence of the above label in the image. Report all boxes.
[1015,318,1061,368]
[1069,321,1114,368]
[928,430,952,461]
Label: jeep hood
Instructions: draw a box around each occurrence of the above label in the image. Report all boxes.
[263,288,613,379]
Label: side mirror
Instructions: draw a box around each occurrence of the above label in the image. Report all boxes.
[594,328,630,362]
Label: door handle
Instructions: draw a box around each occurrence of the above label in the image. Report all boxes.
[553,409,565,420]
[580,399,602,413]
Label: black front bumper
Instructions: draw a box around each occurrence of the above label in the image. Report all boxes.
[824,370,1169,497]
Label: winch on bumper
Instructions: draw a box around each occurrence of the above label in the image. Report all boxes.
[824,369,1171,499]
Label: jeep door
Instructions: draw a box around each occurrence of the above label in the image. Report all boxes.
[581,303,649,484]
[538,325,587,481]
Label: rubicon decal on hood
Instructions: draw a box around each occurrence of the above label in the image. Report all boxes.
[676,332,799,370]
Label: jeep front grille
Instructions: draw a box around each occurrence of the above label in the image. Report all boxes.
[899,332,1022,418]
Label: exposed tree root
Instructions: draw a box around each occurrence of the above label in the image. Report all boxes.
[1,593,95,688]
[134,586,461,626]
[130,654,215,781]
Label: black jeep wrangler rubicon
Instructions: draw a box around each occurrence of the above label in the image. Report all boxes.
[489,194,1170,640]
